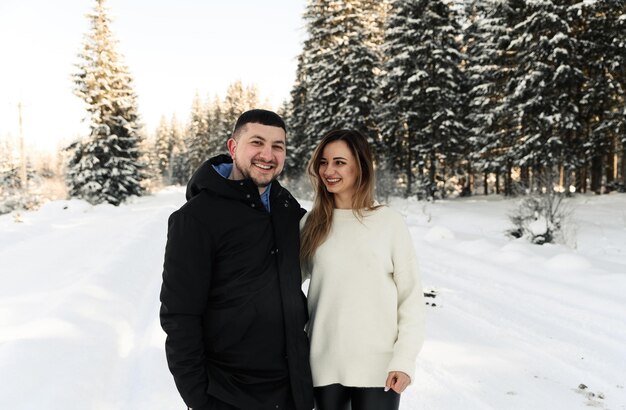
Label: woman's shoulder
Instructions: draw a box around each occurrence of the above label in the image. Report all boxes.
[370,203,405,223]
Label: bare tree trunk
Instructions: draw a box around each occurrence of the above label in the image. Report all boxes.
[483,172,489,195]
[622,145,626,188]
[415,161,425,200]
[495,171,500,195]
[521,165,529,191]
[575,166,585,193]
[405,149,412,198]
[429,152,437,198]
[463,160,473,197]
[533,164,542,192]
[505,161,513,196]
[543,166,551,189]
[605,154,615,193]
[590,155,603,194]
[504,170,509,196]
[605,139,616,193]
[563,167,574,196]
[440,163,447,199]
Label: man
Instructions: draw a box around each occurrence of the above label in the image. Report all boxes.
[160,109,313,410]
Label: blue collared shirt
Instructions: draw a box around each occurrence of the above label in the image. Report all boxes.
[213,163,271,212]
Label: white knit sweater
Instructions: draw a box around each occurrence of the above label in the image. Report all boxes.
[302,206,425,388]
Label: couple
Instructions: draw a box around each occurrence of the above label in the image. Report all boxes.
[160,109,425,410]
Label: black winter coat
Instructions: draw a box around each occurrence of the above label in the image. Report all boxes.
[160,155,313,410]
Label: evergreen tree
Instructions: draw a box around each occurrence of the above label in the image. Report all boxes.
[325,0,382,138]
[185,92,209,175]
[244,84,261,110]
[182,82,262,176]
[168,114,188,185]
[465,0,527,194]
[378,0,465,198]
[289,0,386,176]
[154,115,172,179]
[0,136,22,195]
[575,0,626,192]
[285,53,313,177]
[67,0,145,206]
[221,81,249,131]
[221,81,259,135]
[0,140,39,213]
[0,136,16,190]
[219,81,261,141]
[505,1,585,185]
[207,95,227,157]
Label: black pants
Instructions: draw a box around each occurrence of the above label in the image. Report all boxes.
[314,384,400,410]
[193,393,296,410]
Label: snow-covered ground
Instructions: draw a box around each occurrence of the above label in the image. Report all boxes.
[1,187,625,409]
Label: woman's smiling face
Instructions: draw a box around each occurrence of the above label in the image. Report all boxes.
[318,140,358,202]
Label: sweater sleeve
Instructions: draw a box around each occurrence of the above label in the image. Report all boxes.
[159,211,212,410]
[386,213,425,382]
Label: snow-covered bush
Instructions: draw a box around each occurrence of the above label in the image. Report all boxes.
[0,193,41,215]
[507,187,573,245]
[0,165,42,215]
[606,180,626,193]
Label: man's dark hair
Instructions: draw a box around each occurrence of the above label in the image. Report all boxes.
[232,109,286,140]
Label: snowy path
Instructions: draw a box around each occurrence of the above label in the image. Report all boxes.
[0,189,184,409]
[1,189,625,409]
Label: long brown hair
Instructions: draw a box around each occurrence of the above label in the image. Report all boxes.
[300,129,380,263]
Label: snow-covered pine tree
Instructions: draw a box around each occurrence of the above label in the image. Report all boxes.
[207,95,227,157]
[465,0,526,195]
[575,0,626,193]
[244,84,261,111]
[221,81,250,133]
[0,136,18,194]
[137,127,157,191]
[154,115,172,180]
[284,53,313,178]
[327,0,384,140]
[168,114,188,185]
[0,145,40,214]
[185,92,209,176]
[0,136,28,212]
[288,0,385,176]
[504,0,585,192]
[68,0,145,206]
[377,0,419,196]
[214,81,257,146]
[378,0,465,198]
[183,82,262,176]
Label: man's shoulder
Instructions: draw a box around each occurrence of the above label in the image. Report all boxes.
[173,189,228,222]
[272,184,306,219]
[177,189,212,213]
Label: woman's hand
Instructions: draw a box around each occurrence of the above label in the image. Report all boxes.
[385,371,411,394]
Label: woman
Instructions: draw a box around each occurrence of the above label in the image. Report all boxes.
[301,129,425,410]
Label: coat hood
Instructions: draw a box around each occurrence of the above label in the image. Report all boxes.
[185,154,285,204]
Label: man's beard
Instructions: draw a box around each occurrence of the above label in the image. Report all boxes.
[234,160,279,189]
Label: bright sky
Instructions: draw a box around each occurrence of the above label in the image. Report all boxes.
[0,0,306,153]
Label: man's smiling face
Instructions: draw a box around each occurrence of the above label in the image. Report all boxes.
[227,122,286,192]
